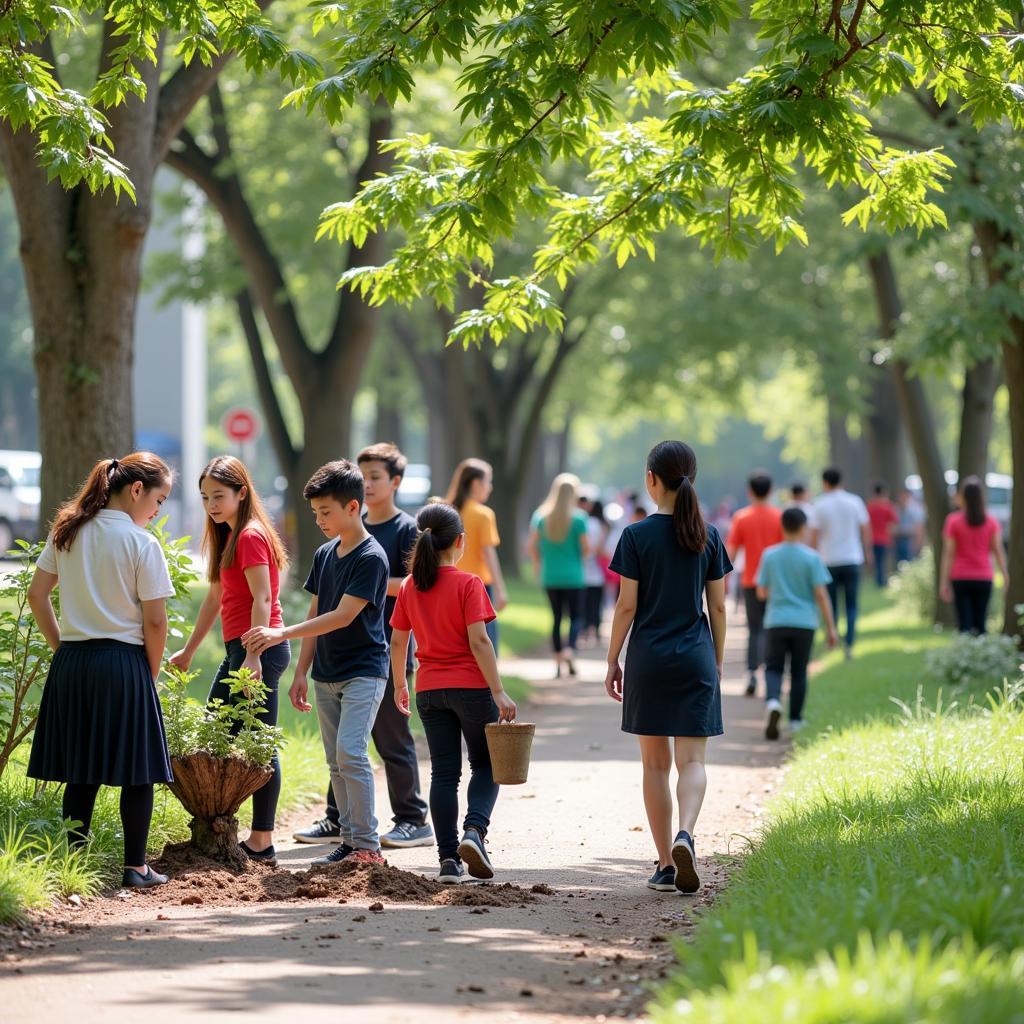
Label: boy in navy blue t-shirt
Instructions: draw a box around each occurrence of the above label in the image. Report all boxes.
[244,460,390,863]
[756,507,838,740]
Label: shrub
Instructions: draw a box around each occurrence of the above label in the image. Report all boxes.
[889,549,936,624]
[924,632,1021,690]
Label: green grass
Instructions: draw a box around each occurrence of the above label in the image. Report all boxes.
[654,594,1024,1024]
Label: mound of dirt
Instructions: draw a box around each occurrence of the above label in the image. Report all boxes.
[139,843,541,910]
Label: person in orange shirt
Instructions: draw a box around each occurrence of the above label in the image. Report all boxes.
[446,459,509,652]
[726,472,784,697]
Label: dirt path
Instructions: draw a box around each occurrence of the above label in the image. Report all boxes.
[2,610,785,1022]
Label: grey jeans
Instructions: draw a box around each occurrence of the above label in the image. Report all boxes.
[314,675,387,850]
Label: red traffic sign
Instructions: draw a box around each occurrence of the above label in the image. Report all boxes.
[222,407,262,444]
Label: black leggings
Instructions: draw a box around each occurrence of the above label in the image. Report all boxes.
[63,782,154,866]
[951,579,993,635]
[545,587,584,653]
[209,638,291,831]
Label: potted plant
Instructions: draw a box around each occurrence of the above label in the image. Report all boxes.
[160,664,283,867]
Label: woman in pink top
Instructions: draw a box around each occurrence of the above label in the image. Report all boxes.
[939,476,1008,634]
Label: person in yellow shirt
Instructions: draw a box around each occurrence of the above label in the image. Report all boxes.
[446,459,508,651]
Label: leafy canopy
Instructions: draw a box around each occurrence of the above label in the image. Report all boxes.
[298,0,1024,343]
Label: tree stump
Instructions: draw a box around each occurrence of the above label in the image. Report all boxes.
[165,753,272,869]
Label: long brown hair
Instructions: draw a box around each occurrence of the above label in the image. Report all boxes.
[445,458,491,511]
[199,455,288,582]
[408,502,463,592]
[647,440,707,553]
[51,452,171,551]
[960,475,987,528]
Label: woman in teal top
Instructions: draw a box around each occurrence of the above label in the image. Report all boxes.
[528,473,590,677]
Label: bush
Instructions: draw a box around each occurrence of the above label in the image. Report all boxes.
[924,632,1021,690]
[889,549,936,624]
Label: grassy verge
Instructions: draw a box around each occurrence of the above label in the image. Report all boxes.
[654,596,1024,1023]
[0,575,549,921]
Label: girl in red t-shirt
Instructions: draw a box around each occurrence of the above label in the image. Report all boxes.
[939,476,1008,634]
[169,456,290,864]
[390,502,516,885]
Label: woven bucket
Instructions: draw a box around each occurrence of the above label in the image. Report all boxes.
[485,722,536,785]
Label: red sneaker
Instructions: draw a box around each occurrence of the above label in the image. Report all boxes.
[346,848,385,865]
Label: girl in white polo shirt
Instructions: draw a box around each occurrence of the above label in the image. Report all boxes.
[27,453,176,888]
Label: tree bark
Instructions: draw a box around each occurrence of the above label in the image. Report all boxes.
[863,360,906,495]
[956,356,999,482]
[866,250,952,623]
[825,402,865,493]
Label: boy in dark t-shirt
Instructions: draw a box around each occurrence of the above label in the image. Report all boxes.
[293,443,434,849]
[244,460,390,864]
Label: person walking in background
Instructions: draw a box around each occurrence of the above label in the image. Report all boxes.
[27,453,176,889]
[787,482,817,532]
[169,455,291,865]
[756,508,838,740]
[605,441,731,895]
[528,473,590,678]
[867,484,898,587]
[726,471,783,697]
[446,459,508,652]
[894,487,926,564]
[812,467,871,660]
[390,502,517,884]
[939,476,1007,634]
[583,498,611,643]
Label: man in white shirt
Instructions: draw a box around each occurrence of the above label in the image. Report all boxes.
[812,468,872,660]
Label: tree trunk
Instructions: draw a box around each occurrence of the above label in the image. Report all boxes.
[863,360,906,495]
[826,403,866,494]
[866,249,953,624]
[956,356,999,482]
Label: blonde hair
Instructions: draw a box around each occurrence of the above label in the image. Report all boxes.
[537,473,580,543]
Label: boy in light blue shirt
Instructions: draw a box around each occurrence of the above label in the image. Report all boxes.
[756,507,838,740]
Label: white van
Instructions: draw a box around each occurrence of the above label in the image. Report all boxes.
[904,470,1013,530]
[0,450,42,553]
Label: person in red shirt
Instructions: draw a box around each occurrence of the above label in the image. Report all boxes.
[169,456,290,864]
[939,476,1008,634]
[727,472,784,697]
[390,502,517,885]
[867,484,899,588]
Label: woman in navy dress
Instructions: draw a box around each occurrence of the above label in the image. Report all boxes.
[606,441,731,895]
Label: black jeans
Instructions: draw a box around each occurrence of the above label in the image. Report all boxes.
[952,579,993,635]
[326,667,428,827]
[873,544,889,587]
[63,782,153,866]
[545,587,585,653]
[209,638,290,832]
[765,628,815,722]
[416,688,499,863]
[826,564,861,649]
[743,587,767,672]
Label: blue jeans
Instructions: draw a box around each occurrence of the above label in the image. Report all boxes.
[872,544,889,587]
[416,688,500,863]
[894,536,912,566]
[485,585,499,654]
[314,675,386,850]
[826,564,861,650]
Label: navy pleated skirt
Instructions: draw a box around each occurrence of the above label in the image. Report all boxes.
[27,639,173,786]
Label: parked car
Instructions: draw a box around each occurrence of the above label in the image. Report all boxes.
[397,463,432,512]
[904,470,1013,531]
[0,450,42,554]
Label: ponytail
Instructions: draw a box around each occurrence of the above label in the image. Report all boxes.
[961,476,986,528]
[51,451,171,551]
[409,502,464,591]
[646,440,707,554]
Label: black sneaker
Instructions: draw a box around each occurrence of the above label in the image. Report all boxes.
[671,830,700,893]
[240,841,277,867]
[381,821,435,848]
[457,828,494,880]
[293,816,342,844]
[745,674,757,697]
[312,843,355,866]
[646,863,676,892]
[122,865,169,889]
[438,859,464,885]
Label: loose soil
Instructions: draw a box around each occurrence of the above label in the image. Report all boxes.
[141,843,540,909]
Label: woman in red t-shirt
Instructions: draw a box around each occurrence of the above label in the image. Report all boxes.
[939,476,1008,634]
[390,502,516,885]
[169,456,290,863]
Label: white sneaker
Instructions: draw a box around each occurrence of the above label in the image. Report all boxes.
[765,698,783,740]
[789,719,806,734]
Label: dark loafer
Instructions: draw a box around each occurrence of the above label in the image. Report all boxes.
[240,841,278,867]
[122,865,169,889]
